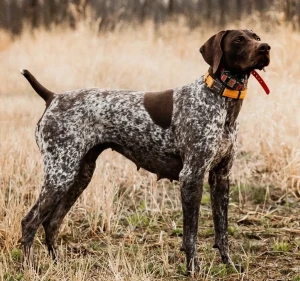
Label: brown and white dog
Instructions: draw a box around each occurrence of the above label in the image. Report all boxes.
[21,29,270,274]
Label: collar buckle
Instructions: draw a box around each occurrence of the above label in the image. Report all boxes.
[204,72,224,93]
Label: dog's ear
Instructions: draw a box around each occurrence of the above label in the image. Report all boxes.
[199,30,228,74]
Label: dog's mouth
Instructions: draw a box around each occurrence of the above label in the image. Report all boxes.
[251,54,270,70]
[233,54,270,74]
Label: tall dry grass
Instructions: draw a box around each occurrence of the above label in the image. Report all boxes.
[1,22,300,280]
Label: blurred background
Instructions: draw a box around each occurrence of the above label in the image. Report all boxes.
[2,2,300,280]
[0,0,300,35]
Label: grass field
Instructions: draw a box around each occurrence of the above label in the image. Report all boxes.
[1,22,300,280]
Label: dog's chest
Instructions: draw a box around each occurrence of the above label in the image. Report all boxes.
[210,106,240,168]
[214,128,237,164]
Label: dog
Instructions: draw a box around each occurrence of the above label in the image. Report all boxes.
[21,29,270,273]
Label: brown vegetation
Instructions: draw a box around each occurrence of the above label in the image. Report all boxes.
[1,0,300,34]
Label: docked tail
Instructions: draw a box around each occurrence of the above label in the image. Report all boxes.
[21,69,55,102]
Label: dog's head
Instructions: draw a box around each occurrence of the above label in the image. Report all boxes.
[200,30,270,74]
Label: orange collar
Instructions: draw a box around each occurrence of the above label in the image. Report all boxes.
[204,72,247,99]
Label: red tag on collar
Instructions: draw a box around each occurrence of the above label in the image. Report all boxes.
[251,70,270,95]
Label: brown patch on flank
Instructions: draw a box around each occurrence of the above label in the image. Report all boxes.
[144,89,173,129]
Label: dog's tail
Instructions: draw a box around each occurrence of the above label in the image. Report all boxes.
[21,69,55,102]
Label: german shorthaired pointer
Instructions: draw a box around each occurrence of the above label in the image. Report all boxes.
[21,29,270,273]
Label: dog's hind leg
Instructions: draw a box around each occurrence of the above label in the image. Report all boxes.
[21,144,88,264]
[42,144,106,260]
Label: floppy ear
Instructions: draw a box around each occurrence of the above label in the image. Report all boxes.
[199,30,228,74]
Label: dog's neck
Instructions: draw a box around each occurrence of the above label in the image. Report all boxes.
[209,66,245,125]
[208,66,249,91]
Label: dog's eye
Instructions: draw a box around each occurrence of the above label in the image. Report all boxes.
[256,37,261,41]
[235,37,243,43]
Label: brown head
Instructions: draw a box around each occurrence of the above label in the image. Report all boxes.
[199,30,270,75]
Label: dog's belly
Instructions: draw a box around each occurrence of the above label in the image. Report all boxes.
[110,143,183,181]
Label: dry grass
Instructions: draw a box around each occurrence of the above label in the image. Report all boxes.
[1,22,300,280]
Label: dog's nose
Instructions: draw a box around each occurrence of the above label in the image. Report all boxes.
[258,43,271,53]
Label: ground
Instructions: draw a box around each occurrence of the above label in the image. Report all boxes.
[3,160,300,281]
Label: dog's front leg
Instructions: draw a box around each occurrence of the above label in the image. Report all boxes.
[208,154,233,265]
[179,165,205,274]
